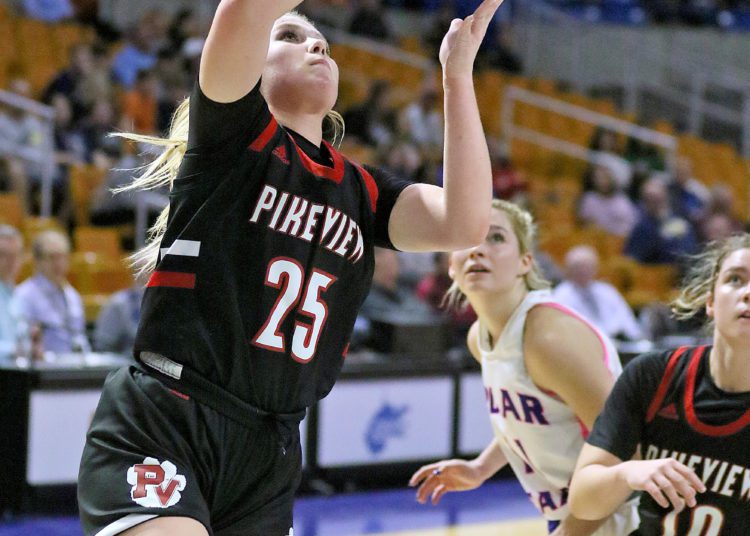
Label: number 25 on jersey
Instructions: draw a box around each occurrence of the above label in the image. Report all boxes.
[252,257,336,363]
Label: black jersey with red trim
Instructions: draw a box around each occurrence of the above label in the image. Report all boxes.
[587,346,750,535]
[133,82,412,414]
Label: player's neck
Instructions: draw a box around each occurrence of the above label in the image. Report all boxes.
[473,286,528,345]
[709,340,750,393]
[272,109,323,147]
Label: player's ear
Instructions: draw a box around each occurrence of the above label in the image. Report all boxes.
[705,290,714,319]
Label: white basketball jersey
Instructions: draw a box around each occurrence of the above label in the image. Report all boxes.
[479,290,624,522]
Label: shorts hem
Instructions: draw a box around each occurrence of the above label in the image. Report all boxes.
[94,514,158,536]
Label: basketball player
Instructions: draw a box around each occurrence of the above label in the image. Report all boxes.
[77,0,505,534]
[409,200,640,535]
[570,234,750,535]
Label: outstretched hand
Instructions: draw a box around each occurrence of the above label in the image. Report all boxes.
[409,459,486,505]
[439,0,505,79]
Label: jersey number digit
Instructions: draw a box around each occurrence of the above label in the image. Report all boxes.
[252,257,336,362]
[662,505,724,536]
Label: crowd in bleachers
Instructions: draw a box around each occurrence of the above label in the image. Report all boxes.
[0,0,749,364]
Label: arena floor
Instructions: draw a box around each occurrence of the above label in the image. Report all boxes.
[0,480,547,536]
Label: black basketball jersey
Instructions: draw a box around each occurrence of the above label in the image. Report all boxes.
[588,346,750,535]
[133,82,412,414]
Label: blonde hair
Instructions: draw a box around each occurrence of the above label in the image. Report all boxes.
[116,11,344,278]
[671,233,750,321]
[444,199,550,309]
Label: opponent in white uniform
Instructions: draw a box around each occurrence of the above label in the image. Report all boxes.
[411,200,639,535]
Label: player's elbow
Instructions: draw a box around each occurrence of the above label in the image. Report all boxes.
[445,215,489,250]
[568,481,607,520]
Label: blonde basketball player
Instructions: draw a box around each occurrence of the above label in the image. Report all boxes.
[410,199,639,535]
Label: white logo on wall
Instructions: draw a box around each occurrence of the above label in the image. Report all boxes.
[127,457,187,508]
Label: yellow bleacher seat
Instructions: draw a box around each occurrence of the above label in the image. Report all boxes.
[0,193,25,229]
[74,226,123,258]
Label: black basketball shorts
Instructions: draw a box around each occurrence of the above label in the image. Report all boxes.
[78,366,301,536]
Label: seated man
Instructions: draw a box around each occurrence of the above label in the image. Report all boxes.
[356,248,441,354]
[0,225,26,362]
[15,230,90,355]
[553,245,644,341]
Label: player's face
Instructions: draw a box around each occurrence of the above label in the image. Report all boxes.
[449,208,531,300]
[707,247,750,343]
[263,15,339,116]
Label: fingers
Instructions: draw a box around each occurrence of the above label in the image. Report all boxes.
[409,463,440,487]
[432,484,447,505]
[416,474,442,504]
[653,473,685,512]
[674,463,707,495]
[664,467,697,508]
[644,478,670,509]
[472,0,505,32]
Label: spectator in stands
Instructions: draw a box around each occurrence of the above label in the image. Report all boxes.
[665,156,709,224]
[22,0,74,22]
[400,82,444,155]
[585,127,631,191]
[0,225,27,361]
[75,43,116,118]
[348,0,393,41]
[79,98,119,162]
[578,164,638,237]
[553,245,644,341]
[111,20,159,89]
[477,24,523,74]
[357,247,439,353]
[490,143,527,203]
[89,145,168,229]
[15,230,90,355]
[625,176,699,265]
[94,279,144,355]
[342,79,396,147]
[698,183,744,240]
[416,252,476,346]
[43,43,95,121]
[120,69,159,135]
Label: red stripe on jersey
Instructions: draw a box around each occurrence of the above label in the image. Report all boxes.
[646,346,690,423]
[248,116,279,152]
[685,346,750,436]
[147,271,196,289]
[353,162,379,213]
[293,139,345,183]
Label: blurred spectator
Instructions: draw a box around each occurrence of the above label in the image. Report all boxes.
[490,143,527,202]
[342,80,396,147]
[0,78,53,182]
[23,0,74,22]
[400,81,443,154]
[120,69,159,135]
[553,245,644,341]
[577,164,638,237]
[51,93,86,169]
[477,24,523,74]
[357,248,438,352]
[624,177,699,265]
[15,230,90,355]
[698,183,744,240]
[90,148,168,228]
[80,98,119,161]
[349,0,393,40]
[111,20,158,88]
[42,43,95,120]
[664,156,709,224]
[585,127,632,191]
[416,252,476,346]
[0,226,27,361]
[424,2,455,59]
[94,280,144,354]
[379,141,425,182]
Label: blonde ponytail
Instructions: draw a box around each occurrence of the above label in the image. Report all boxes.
[113,96,190,278]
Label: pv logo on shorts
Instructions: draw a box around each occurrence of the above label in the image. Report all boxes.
[127,457,187,508]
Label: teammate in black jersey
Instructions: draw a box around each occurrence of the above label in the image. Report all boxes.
[569,234,750,535]
[77,0,505,535]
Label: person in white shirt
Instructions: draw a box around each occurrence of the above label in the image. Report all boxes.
[554,245,643,341]
[410,200,639,536]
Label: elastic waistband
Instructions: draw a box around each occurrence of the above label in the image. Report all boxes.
[138,351,306,429]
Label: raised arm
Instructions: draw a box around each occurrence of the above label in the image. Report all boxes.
[389,0,504,252]
[200,0,303,102]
